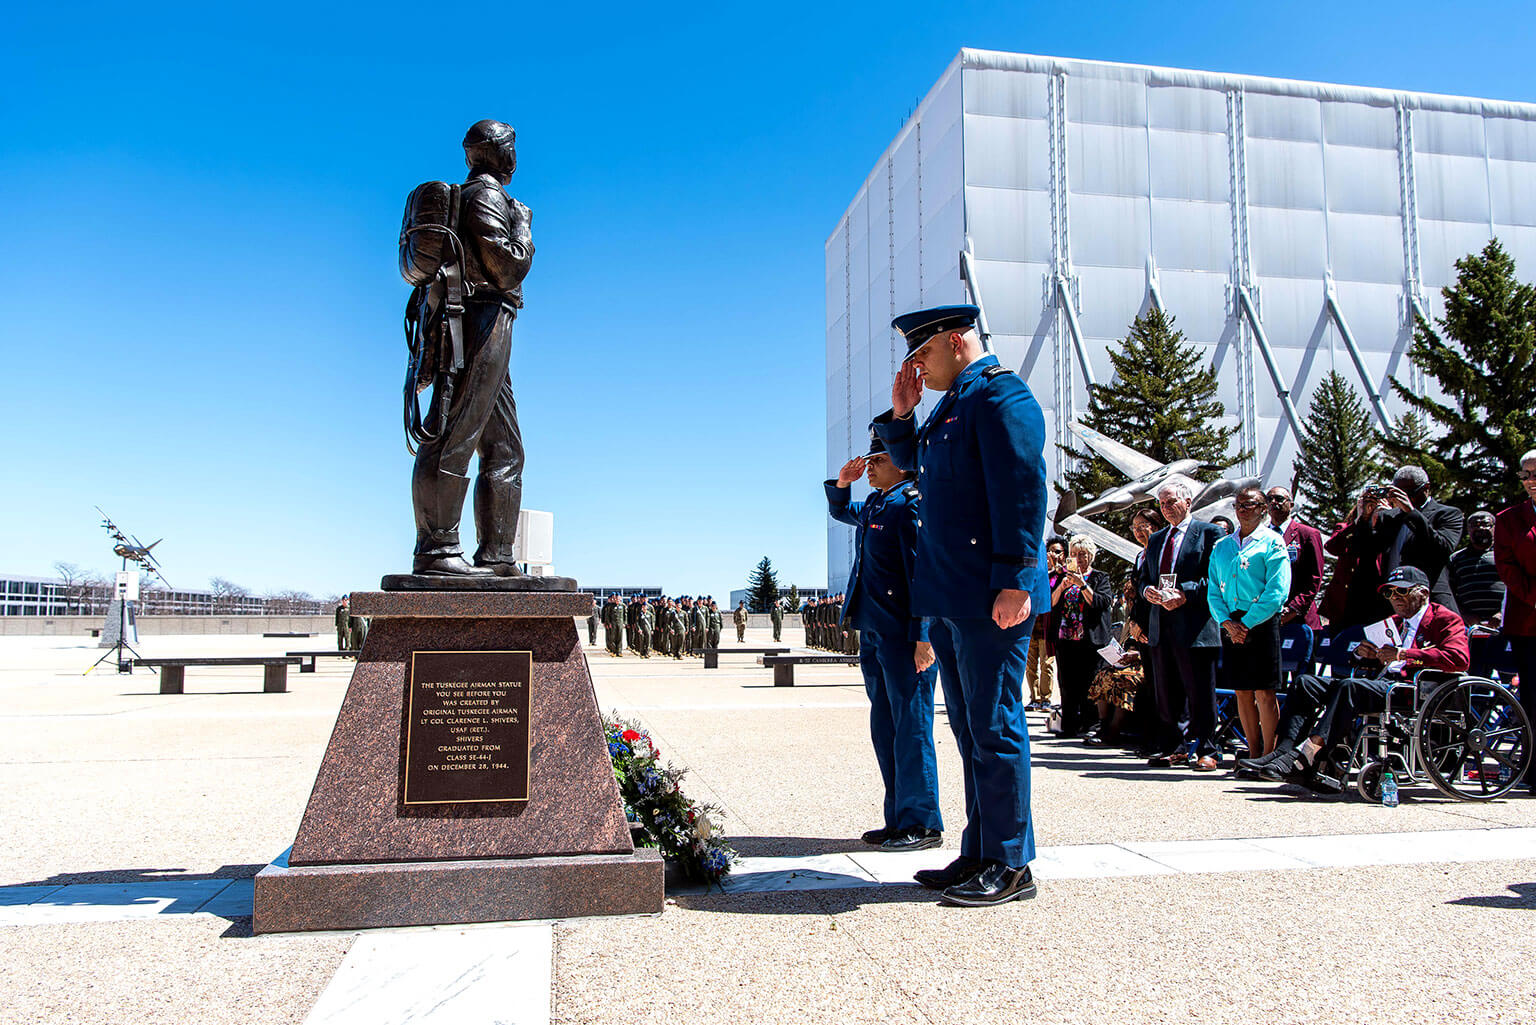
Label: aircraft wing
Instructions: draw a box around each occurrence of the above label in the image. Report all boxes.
[1068,422,1163,481]
[1057,513,1145,566]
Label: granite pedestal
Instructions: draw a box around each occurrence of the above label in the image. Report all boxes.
[253,589,663,934]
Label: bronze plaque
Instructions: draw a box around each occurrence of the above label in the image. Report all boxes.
[402,650,532,806]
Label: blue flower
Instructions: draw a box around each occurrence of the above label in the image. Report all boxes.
[607,741,629,758]
[638,767,664,794]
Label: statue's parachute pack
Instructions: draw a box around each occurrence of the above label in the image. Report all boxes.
[398,182,468,453]
[399,181,462,287]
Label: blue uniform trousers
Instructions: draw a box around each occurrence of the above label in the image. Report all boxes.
[927,614,1036,868]
[859,629,943,833]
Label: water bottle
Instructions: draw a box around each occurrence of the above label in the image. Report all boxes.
[1381,770,1399,808]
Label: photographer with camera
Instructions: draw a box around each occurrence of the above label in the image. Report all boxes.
[1370,466,1465,615]
[1320,467,1465,632]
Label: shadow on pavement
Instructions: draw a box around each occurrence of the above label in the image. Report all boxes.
[1446,881,1536,909]
[7,864,265,888]
[674,882,939,914]
[729,836,884,857]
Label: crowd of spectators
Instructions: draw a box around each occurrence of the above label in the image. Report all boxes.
[1032,457,1536,797]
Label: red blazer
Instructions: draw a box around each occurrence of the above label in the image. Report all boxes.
[1394,601,1470,675]
[1494,501,1536,637]
[1280,520,1324,629]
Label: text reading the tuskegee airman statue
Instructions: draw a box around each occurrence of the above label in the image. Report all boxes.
[402,650,532,805]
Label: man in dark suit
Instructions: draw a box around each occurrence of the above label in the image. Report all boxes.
[1265,487,1324,634]
[1494,449,1536,792]
[1135,481,1226,769]
[1370,466,1465,613]
[1240,566,1470,792]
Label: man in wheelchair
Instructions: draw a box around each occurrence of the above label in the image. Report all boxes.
[1238,567,1469,793]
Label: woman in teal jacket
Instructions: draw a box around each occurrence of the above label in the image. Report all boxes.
[1208,485,1292,762]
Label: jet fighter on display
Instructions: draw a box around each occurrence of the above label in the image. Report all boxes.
[97,507,170,586]
[1052,424,1247,565]
[1065,423,1237,518]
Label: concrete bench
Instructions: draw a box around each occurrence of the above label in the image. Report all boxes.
[286,650,359,673]
[698,646,790,669]
[758,653,860,687]
[134,657,302,694]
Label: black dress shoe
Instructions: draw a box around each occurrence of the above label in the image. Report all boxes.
[1146,751,1178,767]
[1237,746,1289,773]
[880,828,942,852]
[1257,750,1301,782]
[1083,730,1121,748]
[939,862,1037,907]
[860,827,893,845]
[914,855,982,891]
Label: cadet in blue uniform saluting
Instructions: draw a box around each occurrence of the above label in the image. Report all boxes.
[826,426,944,854]
[874,304,1050,908]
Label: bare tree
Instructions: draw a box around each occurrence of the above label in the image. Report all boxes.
[209,576,249,614]
[53,561,109,614]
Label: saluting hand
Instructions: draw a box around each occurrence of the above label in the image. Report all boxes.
[892,362,923,419]
[836,456,868,488]
[993,589,1032,630]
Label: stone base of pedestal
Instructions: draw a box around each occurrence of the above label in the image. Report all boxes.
[253,847,664,933]
[253,589,663,934]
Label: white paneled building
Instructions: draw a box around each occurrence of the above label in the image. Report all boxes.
[826,49,1536,590]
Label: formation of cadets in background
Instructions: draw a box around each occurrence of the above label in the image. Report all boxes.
[801,594,859,654]
[590,594,723,659]
[585,593,861,656]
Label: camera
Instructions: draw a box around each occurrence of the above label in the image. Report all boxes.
[1362,482,1391,500]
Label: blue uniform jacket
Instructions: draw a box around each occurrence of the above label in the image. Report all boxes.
[873,354,1050,620]
[826,479,929,643]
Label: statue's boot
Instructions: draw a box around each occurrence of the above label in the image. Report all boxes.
[472,469,525,575]
[413,469,493,576]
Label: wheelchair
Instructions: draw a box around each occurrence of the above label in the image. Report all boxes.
[1344,669,1532,803]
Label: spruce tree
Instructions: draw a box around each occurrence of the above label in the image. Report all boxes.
[1061,307,1248,532]
[1378,409,1450,495]
[746,557,779,613]
[786,584,800,613]
[1389,238,1536,508]
[1294,371,1387,530]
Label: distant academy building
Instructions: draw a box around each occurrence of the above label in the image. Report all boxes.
[825,49,1536,590]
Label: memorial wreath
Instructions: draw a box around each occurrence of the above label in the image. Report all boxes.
[604,713,735,885]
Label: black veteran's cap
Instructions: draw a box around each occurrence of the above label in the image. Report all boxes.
[865,424,888,458]
[1379,566,1430,592]
[892,304,980,362]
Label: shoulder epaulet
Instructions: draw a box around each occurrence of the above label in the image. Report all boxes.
[981,365,1014,380]
[901,484,920,501]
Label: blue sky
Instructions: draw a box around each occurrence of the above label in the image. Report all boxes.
[3,1,1533,600]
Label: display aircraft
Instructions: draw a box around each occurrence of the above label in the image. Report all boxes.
[1067,423,1241,518]
[97,507,170,586]
[1052,425,1248,565]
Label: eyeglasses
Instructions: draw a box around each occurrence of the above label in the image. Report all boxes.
[1517,471,1536,481]
[1234,500,1265,510]
[1382,586,1415,597]
[1265,495,1289,504]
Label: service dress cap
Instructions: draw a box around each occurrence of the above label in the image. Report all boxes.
[891,304,980,363]
[865,423,889,458]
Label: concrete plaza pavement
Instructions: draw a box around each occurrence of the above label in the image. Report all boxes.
[2,628,1534,1023]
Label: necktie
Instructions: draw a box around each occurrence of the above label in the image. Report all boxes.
[1159,529,1178,575]
[1392,615,1406,640]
